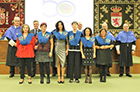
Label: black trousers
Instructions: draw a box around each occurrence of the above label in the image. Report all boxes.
[120,66,130,74]
[32,58,36,75]
[39,62,50,78]
[67,51,81,79]
[99,65,107,78]
[19,58,32,79]
[107,67,110,75]
[10,66,15,75]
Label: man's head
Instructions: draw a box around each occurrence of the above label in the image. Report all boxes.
[123,23,129,32]
[78,22,83,30]
[14,17,20,27]
[101,22,108,30]
[33,20,39,30]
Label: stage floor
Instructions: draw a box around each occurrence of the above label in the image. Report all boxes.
[0,74,140,92]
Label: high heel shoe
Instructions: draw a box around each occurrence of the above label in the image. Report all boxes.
[61,76,64,84]
[57,76,61,84]
[28,77,32,84]
[89,78,92,84]
[19,79,24,84]
[85,77,88,83]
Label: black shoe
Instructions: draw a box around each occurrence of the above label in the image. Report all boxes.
[9,74,14,78]
[119,74,123,77]
[43,74,46,77]
[28,81,32,84]
[40,77,44,84]
[100,76,103,82]
[106,74,111,77]
[46,78,50,84]
[75,79,80,83]
[61,81,64,84]
[126,74,132,77]
[31,74,35,77]
[52,74,56,77]
[19,80,24,84]
[69,79,73,83]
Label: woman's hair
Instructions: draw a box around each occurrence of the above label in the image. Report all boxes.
[21,24,30,33]
[99,28,107,37]
[83,27,92,36]
[55,20,65,32]
[40,22,47,28]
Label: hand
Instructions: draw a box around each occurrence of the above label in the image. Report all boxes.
[49,52,52,57]
[100,46,105,49]
[93,54,96,58]
[117,50,120,55]
[34,45,38,50]
[14,43,17,47]
[65,50,68,56]
[82,54,86,59]
[132,51,135,55]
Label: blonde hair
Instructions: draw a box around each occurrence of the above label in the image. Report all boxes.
[20,24,31,33]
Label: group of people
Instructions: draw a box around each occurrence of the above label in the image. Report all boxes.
[2,17,136,84]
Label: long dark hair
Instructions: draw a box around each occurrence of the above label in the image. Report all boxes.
[83,27,92,37]
[55,21,65,32]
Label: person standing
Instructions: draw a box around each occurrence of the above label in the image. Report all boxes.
[115,23,136,77]
[52,21,68,83]
[16,24,35,84]
[67,21,83,83]
[80,27,96,84]
[30,20,42,77]
[35,23,53,84]
[97,22,115,76]
[4,17,22,78]
[95,28,114,82]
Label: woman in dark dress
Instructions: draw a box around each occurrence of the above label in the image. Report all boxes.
[95,28,114,82]
[35,23,53,84]
[80,27,96,84]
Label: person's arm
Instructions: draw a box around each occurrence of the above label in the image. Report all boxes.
[32,36,35,49]
[65,36,69,56]
[93,42,96,58]
[49,38,53,57]
[34,35,38,50]
[80,41,85,59]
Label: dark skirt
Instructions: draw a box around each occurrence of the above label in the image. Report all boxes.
[82,47,94,66]
[95,48,112,66]
[119,43,133,66]
[6,45,19,67]
[35,52,53,62]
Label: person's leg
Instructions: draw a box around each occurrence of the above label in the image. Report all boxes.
[103,65,107,82]
[99,65,103,82]
[67,51,74,83]
[61,67,66,83]
[119,66,124,77]
[106,66,111,76]
[45,62,50,84]
[9,66,15,77]
[19,58,25,84]
[74,52,81,83]
[39,62,44,84]
[126,66,132,77]
[57,56,61,83]
[89,65,92,83]
[84,66,88,83]
[26,58,32,84]
[32,58,36,77]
